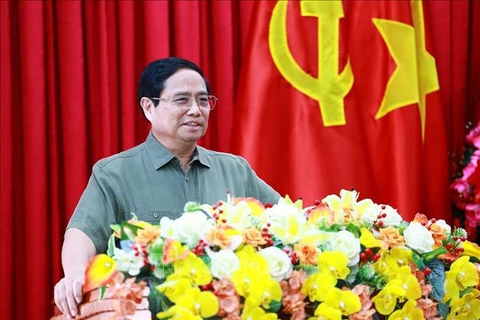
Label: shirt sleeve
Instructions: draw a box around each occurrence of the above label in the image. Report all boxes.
[67,164,124,253]
[241,157,281,205]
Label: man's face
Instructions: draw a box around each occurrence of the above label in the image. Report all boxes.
[144,69,210,149]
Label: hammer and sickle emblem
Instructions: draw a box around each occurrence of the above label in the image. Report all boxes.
[269,1,354,126]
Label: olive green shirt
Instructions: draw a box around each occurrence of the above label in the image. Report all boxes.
[68,132,280,253]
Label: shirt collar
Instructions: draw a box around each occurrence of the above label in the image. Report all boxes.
[145,132,211,170]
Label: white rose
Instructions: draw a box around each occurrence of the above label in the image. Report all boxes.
[258,246,292,281]
[435,219,451,233]
[160,211,213,247]
[381,205,403,227]
[360,203,382,224]
[207,249,240,279]
[330,230,361,266]
[113,248,144,276]
[404,222,435,253]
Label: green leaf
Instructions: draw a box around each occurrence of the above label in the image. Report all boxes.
[437,302,449,319]
[421,247,447,262]
[98,286,107,300]
[295,264,318,275]
[412,251,426,270]
[184,201,202,212]
[426,259,445,302]
[346,224,361,238]
[120,221,143,241]
[129,212,139,220]
[266,300,282,313]
[107,233,116,257]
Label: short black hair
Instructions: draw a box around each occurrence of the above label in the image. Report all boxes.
[137,57,210,107]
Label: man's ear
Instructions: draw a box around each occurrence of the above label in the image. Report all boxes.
[140,97,154,122]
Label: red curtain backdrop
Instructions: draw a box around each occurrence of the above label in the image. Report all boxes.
[0,1,478,319]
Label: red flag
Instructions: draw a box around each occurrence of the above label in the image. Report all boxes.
[232,0,449,221]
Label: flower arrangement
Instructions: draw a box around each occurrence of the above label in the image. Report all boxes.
[451,121,480,242]
[84,190,480,320]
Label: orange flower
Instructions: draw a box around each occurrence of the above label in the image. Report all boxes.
[307,204,335,227]
[205,226,233,249]
[213,279,241,318]
[83,254,117,293]
[134,225,160,245]
[429,222,447,247]
[281,270,307,319]
[413,213,429,224]
[417,298,438,319]
[378,226,405,247]
[243,227,266,246]
[294,242,320,265]
[350,285,375,320]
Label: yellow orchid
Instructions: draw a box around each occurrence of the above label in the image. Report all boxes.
[155,276,191,303]
[157,287,219,319]
[461,240,480,259]
[301,272,337,302]
[318,251,350,280]
[371,279,406,315]
[311,302,342,320]
[83,254,117,293]
[391,266,421,301]
[384,247,413,274]
[162,238,189,264]
[173,252,212,286]
[246,279,282,309]
[360,228,386,249]
[241,304,278,320]
[444,256,479,302]
[447,289,480,320]
[324,287,361,316]
[231,246,271,298]
[389,300,424,320]
[373,251,397,278]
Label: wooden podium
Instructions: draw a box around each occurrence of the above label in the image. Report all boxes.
[51,288,152,320]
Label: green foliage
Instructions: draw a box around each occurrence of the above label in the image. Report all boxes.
[120,221,143,241]
[412,251,426,270]
[98,286,107,300]
[107,233,116,257]
[295,264,319,275]
[357,264,386,290]
[437,302,449,319]
[422,247,447,262]
[426,259,445,302]
[345,223,361,238]
[184,201,202,213]
[266,300,282,313]
[345,265,359,285]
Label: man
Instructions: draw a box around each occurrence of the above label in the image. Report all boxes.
[54,57,280,318]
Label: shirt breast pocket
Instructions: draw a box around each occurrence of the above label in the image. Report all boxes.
[133,210,181,224]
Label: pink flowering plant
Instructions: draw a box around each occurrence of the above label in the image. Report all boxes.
[84,190,480,319]
[451,121,480,240]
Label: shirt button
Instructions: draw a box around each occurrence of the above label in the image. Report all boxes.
[152,212,159,218]
[186,177,190,182]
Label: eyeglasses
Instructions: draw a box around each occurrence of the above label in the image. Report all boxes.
[150,95,218,111]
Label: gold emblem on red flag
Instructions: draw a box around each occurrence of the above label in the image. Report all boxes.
[374,0,439,141]
[269,0,354,127]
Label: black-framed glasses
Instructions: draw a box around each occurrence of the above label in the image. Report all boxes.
[150,95,218,111]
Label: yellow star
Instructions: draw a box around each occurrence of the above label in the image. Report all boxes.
[373,0,439,141]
